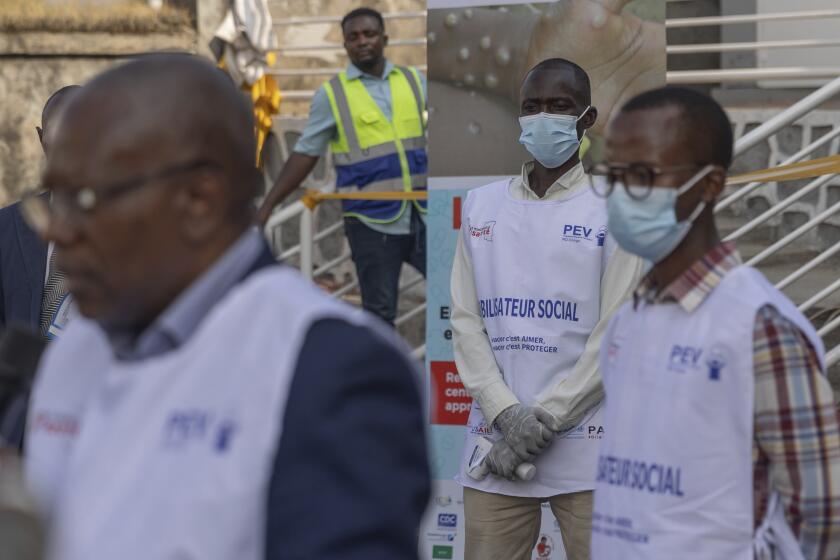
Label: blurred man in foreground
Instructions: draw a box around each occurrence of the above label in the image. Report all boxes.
[592,87,840,559]
[23,54,429,559]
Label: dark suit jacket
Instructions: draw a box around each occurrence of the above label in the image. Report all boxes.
[0,200,47,332]
[0,199,47,448]
[244,245,431,558]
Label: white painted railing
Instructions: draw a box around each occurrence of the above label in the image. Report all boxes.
[263,198,427,355]
[666,9,840,28]
[667,8,840,84]
[714,76,840,368]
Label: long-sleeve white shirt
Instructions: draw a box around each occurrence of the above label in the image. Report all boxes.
[450,161,646,429]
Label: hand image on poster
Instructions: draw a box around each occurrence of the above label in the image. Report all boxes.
[427,0,665,176]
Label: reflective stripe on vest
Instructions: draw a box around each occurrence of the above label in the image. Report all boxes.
[324,66,427,223]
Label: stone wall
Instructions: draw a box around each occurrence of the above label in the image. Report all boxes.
[0,0,230,204]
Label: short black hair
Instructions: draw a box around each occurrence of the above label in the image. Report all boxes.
[341,8,385,32]
[620,86,734,169]
[524,58,591,106]
[42,85,81,124]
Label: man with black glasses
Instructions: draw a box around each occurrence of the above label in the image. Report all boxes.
[591,86,840,560]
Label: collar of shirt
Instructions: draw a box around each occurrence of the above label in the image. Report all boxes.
[633,241,742,313]
[345,59,395,81]
[510,161,587,201]
[105,227,266,361]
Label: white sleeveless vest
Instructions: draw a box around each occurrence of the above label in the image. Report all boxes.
[456,178,613,497]
[25,267,375,560]
[592,265,824,560]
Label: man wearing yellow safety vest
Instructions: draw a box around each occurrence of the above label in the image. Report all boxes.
[258,8,426,325]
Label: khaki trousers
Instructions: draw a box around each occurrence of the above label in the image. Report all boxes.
[464,487,593,560]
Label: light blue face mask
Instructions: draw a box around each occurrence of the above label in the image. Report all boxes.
[518,107,590,169]
[607,164,714,265]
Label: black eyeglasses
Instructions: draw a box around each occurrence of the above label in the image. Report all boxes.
[22,159,219,236]
[588,162,706,200]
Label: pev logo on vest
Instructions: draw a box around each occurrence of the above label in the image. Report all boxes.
[163,410,239,453]
[561,224,607,246]
[706,345,728,381]
[667,345,703,373]
[468,220,496,241]
[668,344,728,380]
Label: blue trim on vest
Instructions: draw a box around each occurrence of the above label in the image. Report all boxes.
[336,149,427,219]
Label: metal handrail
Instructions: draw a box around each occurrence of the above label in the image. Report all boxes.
[817,313,840,337]
[666,10,840,28]
[313,251,351,277]
[799,277,840,313]
[332,279,359,299]
[668,67,840,85]
[396,302,427,327]
[826,345,840,368]
[723,174,837,241]
[718,125,840,212]
[280,91,319,101]
[668,38,840,55]
[400,275,425,293]
[734,76,840,157]
[776,241,840,290]
[745,199,840,266]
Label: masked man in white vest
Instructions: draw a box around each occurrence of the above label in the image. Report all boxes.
[450,58,645,560]
[22,54,430,560]
[257,7,426,325]
[591,87,840,559]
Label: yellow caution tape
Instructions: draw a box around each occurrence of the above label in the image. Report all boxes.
[302,144,840,212]
[300,139,592,210]
[300,189,428,211]
[727,154,840,186]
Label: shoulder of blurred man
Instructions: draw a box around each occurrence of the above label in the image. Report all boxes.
[0,196,48,328]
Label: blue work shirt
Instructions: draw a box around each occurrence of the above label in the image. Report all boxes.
[294,60,427,235]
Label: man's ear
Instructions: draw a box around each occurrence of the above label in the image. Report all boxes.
[382,33,389,47]
[701,166,727,202]
[578,107,597,139]
[36,126,44,145]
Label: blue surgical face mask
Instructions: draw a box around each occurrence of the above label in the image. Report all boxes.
[607,165,714,264]
[518,107,590,169]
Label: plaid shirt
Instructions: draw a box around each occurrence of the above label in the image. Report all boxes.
[635,242,840,559]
